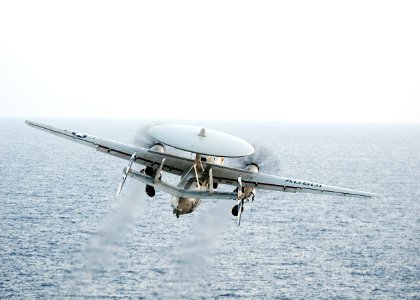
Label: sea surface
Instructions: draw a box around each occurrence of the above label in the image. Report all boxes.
[0,119,419,299]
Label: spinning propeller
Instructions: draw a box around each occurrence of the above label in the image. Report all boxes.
[133,123,161,149]
[116,153,137,197]
[233,144,279,174]
[237,175,244,226]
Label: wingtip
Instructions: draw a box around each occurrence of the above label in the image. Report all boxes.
[25,120,39,127]
[25,120,36,126]
[362,191,376,199]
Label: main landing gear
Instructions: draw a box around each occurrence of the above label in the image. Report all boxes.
[145,184,155,197]
[231,203,244,217]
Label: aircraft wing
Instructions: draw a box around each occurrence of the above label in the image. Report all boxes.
[209,164,375,199]
[26,120,374,199]
[25,120,196,176]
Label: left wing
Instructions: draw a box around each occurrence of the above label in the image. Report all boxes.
[208,163,375,199]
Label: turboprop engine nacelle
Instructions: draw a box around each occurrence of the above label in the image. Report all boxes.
[145,143,165,177]
[232,163,259,217]
[144,143,165,197]
[243,163,259,200]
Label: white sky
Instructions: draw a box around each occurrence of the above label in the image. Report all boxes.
[0,0,419,122]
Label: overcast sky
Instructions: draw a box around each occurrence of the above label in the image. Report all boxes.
[0,0,419,122]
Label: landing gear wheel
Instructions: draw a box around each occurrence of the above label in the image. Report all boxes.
[231,204,244,217]
[145,185,155,197]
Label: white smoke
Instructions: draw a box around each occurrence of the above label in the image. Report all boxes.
[166,200,232,291]
[63,182,146,297]
[95,181,145,247]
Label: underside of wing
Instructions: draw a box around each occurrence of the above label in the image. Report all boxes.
[209,164,375,199]
[25,120,194,176]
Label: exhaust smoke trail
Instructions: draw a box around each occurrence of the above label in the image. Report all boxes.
[96,181,145,247]
[63,182,146,297]
[161,200,233,296]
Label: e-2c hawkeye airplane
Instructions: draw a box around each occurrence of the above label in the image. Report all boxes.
[26,121,375,225]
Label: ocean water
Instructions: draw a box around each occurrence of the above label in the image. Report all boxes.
[0,119,419,299]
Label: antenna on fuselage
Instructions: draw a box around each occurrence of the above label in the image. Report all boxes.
[198,128,206,137]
